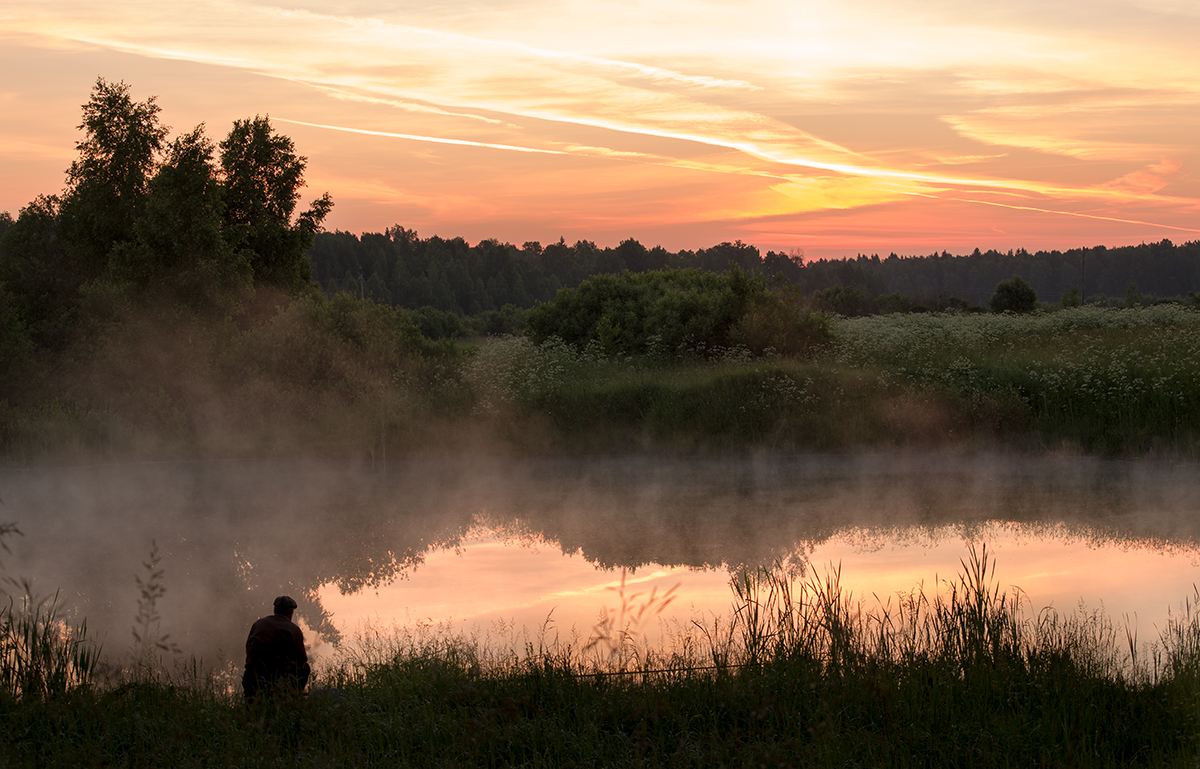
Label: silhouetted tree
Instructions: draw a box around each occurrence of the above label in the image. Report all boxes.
[57,78,169,279]
[108,126,251,305]
[220,116,332,290]
[989,276,1038,313]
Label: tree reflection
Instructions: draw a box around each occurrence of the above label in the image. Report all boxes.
[2,453,1198,668]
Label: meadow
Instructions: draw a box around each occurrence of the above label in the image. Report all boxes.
[466,304,1200,456]
[3,301,1199,462]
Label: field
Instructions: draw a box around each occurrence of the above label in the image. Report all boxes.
[467,305,1200,456]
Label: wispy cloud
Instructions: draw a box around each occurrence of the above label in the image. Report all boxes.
[2,0,1198,253]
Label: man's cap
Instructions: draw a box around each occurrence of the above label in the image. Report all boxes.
[273,595,298,610]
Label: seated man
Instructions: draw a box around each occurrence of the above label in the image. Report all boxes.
[242,595,311,701]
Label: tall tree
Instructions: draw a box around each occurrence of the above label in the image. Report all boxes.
[57,78,169,278]
[219,116,332,290]
[108,125,251,305]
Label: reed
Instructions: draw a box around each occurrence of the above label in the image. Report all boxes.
[5,543,1199,766]
[0,588,99,703]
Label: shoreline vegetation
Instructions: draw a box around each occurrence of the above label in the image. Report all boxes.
[3,299,1199,462]
[3,546,1199,766]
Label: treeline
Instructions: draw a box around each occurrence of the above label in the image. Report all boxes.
[309,230,1200,319]
[0,79,446,460]
[0,78,333,358]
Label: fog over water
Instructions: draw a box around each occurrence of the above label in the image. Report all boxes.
[1,452,1198,669]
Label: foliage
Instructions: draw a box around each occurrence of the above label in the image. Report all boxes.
[57,77,169,278]
[220,116,332,289]
[0,195,84,352]
[107,126,251,306]
[0,283,37,396]
[307,231,1200,321]
[525,268,829,359]
[809,284,875,316]
[0,79,331,353]
[989,275,1038,313]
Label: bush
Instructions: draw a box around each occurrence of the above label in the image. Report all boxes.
[526,268,829,359]
[989,276,1037,313]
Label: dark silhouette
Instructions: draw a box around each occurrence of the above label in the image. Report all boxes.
[242,595,310,702]
[989,275,1038,313]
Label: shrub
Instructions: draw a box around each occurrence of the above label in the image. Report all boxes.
[989,276,1037,313]
[526,267,829,359]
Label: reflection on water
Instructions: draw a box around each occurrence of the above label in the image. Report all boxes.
[1,453,1198,666]
[316,519,1200,661]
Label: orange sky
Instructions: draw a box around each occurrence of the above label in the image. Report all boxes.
[3,1,1199,258]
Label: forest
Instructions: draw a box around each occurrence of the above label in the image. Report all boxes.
[308,226,1200,328]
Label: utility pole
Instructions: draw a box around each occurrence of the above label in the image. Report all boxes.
[1081,250,1086,304]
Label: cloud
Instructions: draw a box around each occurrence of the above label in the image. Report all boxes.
[1103,158,1184,195]
[2,0,1198,251]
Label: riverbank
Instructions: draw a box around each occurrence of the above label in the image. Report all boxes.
[3,305,1199,464]
[4,550,1198,767]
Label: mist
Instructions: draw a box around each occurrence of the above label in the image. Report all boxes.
[2,451,1198,671]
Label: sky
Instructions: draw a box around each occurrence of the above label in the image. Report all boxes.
[2,0,1199,258]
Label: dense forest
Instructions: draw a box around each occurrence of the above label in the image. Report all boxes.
[308,229,1200,322]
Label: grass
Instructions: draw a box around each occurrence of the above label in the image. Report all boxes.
[460,305,1200,456]
[2,303,1199,461]
[4,545,1199,767]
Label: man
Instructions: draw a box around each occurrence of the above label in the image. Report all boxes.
[242,595,311,702]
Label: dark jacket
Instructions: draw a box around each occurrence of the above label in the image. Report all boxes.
[242,613,310,698]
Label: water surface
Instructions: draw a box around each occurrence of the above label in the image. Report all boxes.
[1,453,1197,666]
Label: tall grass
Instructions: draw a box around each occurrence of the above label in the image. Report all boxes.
[459,306,1200,455]
[0,590,99,703]
[832,305,1200,453]
[4,547,1199,765]
[0,523,100,703]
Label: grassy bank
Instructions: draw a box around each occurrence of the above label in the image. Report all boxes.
[2,304,1199,462]
[470,305,1200,455]
[4,548,1200,767]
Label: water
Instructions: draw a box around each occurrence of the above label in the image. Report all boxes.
[2,453,1198,667]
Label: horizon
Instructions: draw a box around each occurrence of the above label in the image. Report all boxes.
[3,1,1199,260]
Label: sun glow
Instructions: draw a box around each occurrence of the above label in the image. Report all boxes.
[2,0,1198,254]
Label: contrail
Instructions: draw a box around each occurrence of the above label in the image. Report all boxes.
[916,192,1200,234]
[273,118,570,156]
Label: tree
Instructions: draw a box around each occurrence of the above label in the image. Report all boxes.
[0,195,82,351]
[989,276,1037,313]
[219,116,332,289]
[107,126,251,305]
[57,78,169,278]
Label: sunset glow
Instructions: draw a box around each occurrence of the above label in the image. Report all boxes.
[3,0,1199,256]
[315,524,1200,660]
